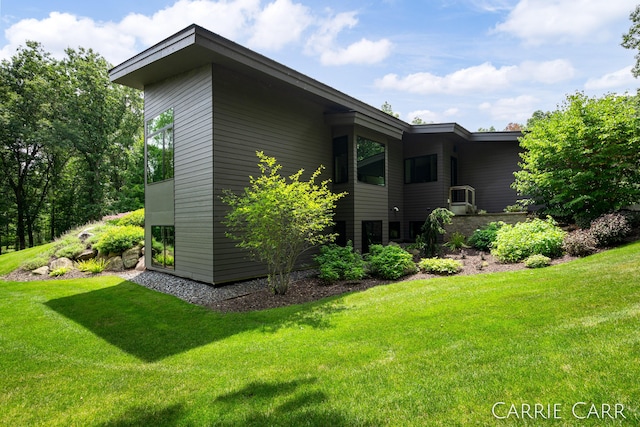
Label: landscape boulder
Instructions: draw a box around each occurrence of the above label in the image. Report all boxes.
[32,266,50,276]
[76,249,98,261]
[50,257,74,271]
[135,256,146,271]
[122,246,142,269]
[104,256,125,272]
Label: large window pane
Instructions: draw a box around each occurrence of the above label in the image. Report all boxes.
[333,136,348,184]
[146,108,174,183]
[405,154,437,184]
[357,136,385,186]
[151,225,175,270]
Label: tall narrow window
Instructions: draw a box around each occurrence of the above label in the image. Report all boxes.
[151,225,175,270]
[146,108,174,183]
[333,136,348,184]
[357,136,385,186]
[405,154,437,183]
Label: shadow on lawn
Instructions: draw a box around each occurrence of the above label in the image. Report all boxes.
[45,281,346,362]
[211,378,378,426]
[100,403,184,427]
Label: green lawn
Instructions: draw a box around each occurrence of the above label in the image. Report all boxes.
[1,243,639,426]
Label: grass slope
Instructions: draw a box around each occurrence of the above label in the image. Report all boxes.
[1,243,639,426]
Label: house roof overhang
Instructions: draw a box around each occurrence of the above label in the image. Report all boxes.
[109,24,407,136]
[408,123,522,144]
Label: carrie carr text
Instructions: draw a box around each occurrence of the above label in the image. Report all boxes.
[491,402,627,420]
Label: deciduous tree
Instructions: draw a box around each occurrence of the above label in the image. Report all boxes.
[513,92,640,225]
[222,152,346,294]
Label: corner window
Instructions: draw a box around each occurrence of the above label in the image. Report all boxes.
[357,136,385,186]
[333,136,348,184]
[151,225,175,270]
[405,154,437,184]
[389,222,401,240]
[146,108,174,183]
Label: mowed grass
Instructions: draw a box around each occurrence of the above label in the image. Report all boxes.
[1,243,639,426]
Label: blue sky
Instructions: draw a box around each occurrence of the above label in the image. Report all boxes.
[1,0,637,130]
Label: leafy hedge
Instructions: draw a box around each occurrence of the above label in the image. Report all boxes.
[468,221,505,251]
[492,217,565,263]
[418,258,463,275]
[367,244,417,280]
[117,209,145,228]
[314,242,365,282]
[94,225,144,255]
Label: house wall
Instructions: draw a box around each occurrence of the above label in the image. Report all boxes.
[457,142,522,213]
[212,65,333,284]
[144,65,215,283]
[402,134,447,238]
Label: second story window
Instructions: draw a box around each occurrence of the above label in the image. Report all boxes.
[146,108,174,183]
[357,136,385,186]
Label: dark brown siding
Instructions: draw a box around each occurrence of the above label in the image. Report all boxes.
[458,142,522,213]
[212,65,333,283]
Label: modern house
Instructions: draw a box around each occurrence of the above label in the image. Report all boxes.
[109,24,523,285]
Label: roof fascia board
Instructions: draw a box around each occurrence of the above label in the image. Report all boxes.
[325,112,405,139]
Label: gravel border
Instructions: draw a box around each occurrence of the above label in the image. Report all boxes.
[118,269,316,307]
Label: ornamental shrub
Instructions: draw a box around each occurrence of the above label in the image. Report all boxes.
[54,241,87,260]
[94,225,144,255]
[492,217,565,263]
[21,254,51,271]
[524,254,551,268]
[418,257,463,275]
[562,229,598,257]
[589,212,631,247]
[314,241,365,283]
[49,266,71,277]
[468,221,506,251]
[117,208,145,227]
[76,258,107,274]
[367,244,417,280]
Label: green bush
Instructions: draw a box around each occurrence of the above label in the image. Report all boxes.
[117,209,145,227]
[314,242,366,282]
[468,221,505,251]
[21,254,51,271]
[443,232,468,251]
[94,225,144,255]
[418,257,463,275]
[54,241,87,260]
[492,217,566,263]
[76,258,107,274]
[562,229,598,257]
[589,212,631,247]
[524,254,552,268]
[367,244,417,280]
[49,266,71,277]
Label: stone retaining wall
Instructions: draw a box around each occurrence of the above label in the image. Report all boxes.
[445,212,528,238]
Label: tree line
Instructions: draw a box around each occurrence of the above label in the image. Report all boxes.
[0,42,143,252]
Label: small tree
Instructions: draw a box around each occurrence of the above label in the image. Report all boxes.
[221,152,346,295]
[417,208,455,257]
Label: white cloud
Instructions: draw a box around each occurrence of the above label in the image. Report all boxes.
[375,60,574,95]
[584,66,636,91]
[407,108,460,123]
[0,0,388,67]
[247,0,312,50]
[319,38,392,66]
[478,95,539,122]
[305,10,392,66]
[494,0,632,45]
